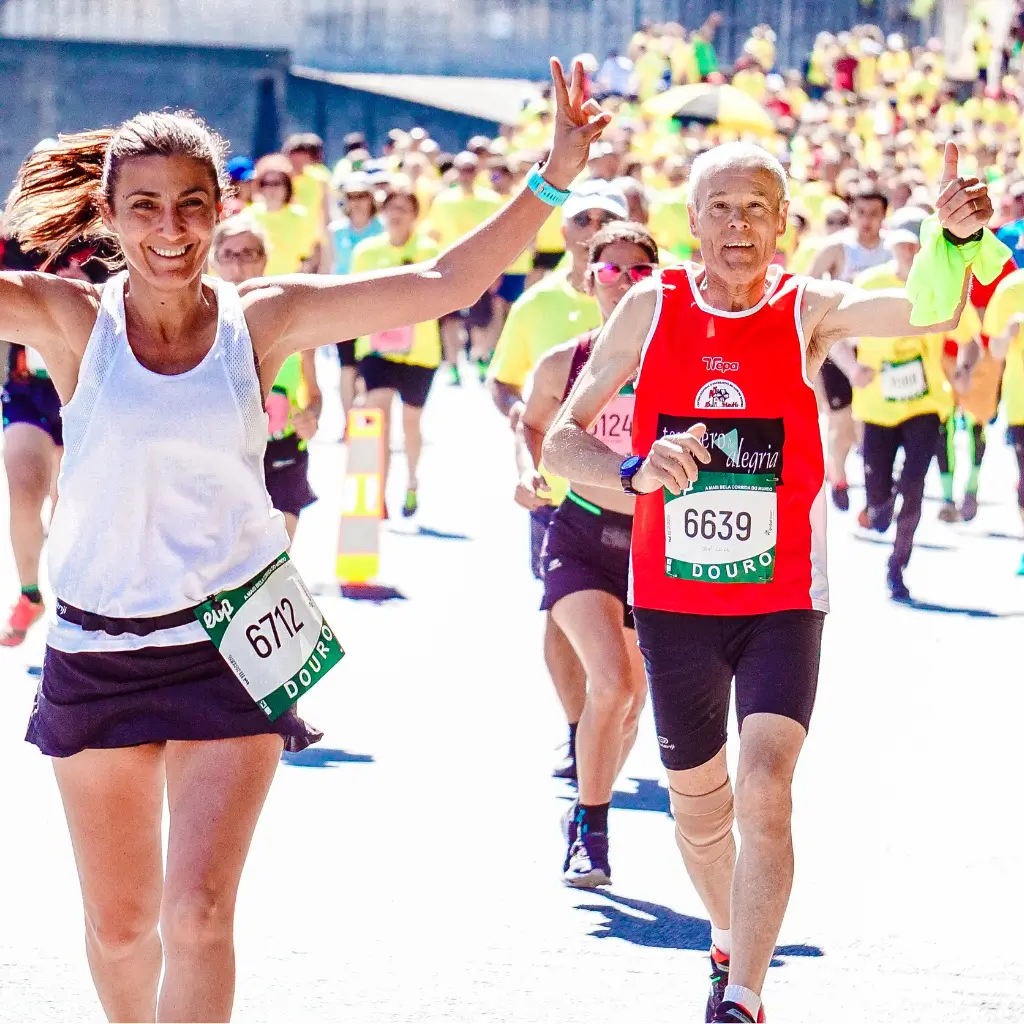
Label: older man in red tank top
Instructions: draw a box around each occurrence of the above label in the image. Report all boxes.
[544,141,992,1023]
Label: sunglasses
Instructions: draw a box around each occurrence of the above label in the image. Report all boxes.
[345,191,373,201]
[217,247,264,264]
[571,211,620,229]
[259,177,289,188]
[592,261,656,285]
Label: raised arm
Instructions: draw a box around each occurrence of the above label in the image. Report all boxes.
[0,271,97,400]
[246,60,611,364]
[803,142,992,371]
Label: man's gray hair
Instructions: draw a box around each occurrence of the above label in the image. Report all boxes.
[689,142,789,210]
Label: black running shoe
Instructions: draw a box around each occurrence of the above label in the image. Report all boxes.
[704,947,730,1022]
[830,483,850,511]
[887,564,911,603]
[562,831,611,888]
[552,745,577,780]
[713,1000,764,1022]
[560,802,579,873]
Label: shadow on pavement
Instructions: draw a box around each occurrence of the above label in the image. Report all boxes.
[853,533,954,552]
[556,777,672,815]
[897,598,1024,618]
[416,525,471,541]
[576,892,824,964]
[281,747,375,768]
[611,777,672,815]
[340,584,407,602]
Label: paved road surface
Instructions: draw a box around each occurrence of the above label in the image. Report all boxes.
[2,352,1022,1022]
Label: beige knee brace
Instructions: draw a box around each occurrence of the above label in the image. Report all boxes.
[669,778,735,868]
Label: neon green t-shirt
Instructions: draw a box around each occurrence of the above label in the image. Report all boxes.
[487,267,601,391]
[351,234,442,369]
[250,203,320,277]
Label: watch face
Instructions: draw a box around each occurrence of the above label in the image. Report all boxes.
[621,455,643,475]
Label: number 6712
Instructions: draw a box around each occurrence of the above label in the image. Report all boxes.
[246,598,305,658]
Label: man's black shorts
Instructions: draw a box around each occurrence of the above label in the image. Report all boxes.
[634,608,825,771]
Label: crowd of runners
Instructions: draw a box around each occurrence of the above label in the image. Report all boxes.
[0,11,1021,1024]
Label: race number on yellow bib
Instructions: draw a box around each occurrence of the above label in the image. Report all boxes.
[664,472,777,583]
[195,554,344,720]
[880,356,928,402]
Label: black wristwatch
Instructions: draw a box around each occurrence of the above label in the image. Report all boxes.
[619,454,644,495]
[943,227,984,246]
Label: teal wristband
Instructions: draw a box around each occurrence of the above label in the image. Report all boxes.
[526,164,570,207]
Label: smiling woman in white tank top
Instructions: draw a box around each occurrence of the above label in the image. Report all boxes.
[0,63,610,1023]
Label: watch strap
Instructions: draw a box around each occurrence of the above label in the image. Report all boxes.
[526,164,570,208]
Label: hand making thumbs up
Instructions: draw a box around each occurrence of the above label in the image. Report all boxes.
[936,140,993,241]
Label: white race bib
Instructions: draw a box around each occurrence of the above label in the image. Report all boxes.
[664,472,777,583]
[880,356,928,402]
[195,554,344,719]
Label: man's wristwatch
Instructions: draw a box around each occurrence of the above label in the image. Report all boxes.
[619,454,644,495]
[943,227,985,246]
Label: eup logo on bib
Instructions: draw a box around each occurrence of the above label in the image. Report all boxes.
[695,378,746,410]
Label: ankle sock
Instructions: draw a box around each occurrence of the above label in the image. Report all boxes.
[575,802,609,835]
[723,985,761,1020]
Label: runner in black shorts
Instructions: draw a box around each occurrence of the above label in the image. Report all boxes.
[544,142,991,1023]
[518,222,657,888]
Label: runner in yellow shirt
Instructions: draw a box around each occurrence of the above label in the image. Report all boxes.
[251,155,322,276]
[426,152,504,384]
[351,186,442,519]
[982,269,1024,574]
[831,230,974,600]
[487,179,627,781]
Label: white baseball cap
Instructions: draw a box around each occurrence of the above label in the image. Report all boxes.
[562,179,629,222]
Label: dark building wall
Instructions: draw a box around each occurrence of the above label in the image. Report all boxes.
[286,76,500,162]
[0,37,290,193]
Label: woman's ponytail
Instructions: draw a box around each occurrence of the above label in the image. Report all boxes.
[5,128,116,268]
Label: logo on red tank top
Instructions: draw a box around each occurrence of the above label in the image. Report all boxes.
[695,379,746,410]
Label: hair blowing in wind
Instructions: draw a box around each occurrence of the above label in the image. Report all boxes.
[5,111,230,268]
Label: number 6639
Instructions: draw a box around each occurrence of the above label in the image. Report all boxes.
[683,507,751,542]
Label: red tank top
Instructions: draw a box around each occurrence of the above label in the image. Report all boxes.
[630,266,829,616]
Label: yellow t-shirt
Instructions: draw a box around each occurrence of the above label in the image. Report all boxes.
[535,208,565,255]
[426,185,503,248]
[732,69,766,102]
[488,268,600,390]
[351,234,442,369]
[649,186,697,258]
[982,269,1024,424]
[498,193,534,275]
[250,203,320,277]
[292,165,331,225]
[851,264,975,426]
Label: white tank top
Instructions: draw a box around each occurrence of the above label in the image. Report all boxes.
[47,272,289,653]
[839,233,893,283]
